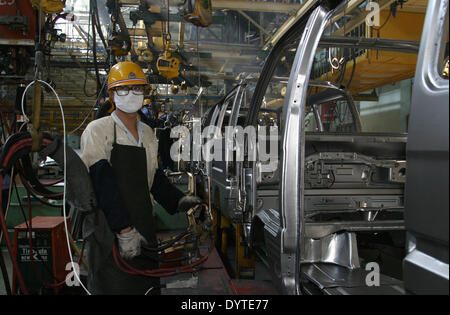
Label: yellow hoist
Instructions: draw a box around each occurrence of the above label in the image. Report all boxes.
[29,0,64,14]
[156,42,180,81]
[138,49,154,63]
[182,0,213,27]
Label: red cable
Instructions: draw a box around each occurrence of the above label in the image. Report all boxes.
[0,174,29,295]
[21,137,66,289]
[1,136,63,199]
[116,236,208,273]
[1,135,218,289]
[1,139,32,168]
[17,162,64,190]
[41,178,64,187]
[16,163,63,199]
[112,241,213,278]
[0,135,60,294]
[0,137,37,295]
[1,136,52,170]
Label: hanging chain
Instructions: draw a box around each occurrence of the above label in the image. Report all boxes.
[196,25,202,116]
[166,0,171,43]
[329,3,346,73]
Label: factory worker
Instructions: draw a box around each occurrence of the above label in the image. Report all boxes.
[80,61,204,295]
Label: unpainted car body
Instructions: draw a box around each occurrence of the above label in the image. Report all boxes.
[193,0,449,295]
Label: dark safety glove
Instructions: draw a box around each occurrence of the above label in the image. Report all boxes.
[177,195,204,213]
[178,196,212,230]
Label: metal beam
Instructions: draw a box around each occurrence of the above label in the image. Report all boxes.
[127,27,162,37]
[120,0,301,14]
[260,12,264,45]
[237,10,270,37]
[154,94,223,101]
[181,41,259,52]
[329,0,364,24]
[263,0,365,50]
[263,0,318,50]
[212,0,300,13]
[178,21,185,47]
[333,0,396,36]
[73,23,89,44]
[318,36,420,53]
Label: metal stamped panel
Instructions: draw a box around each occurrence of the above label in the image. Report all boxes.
[302,263,403,290]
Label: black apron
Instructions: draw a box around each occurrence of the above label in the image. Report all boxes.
[89,123,160,295]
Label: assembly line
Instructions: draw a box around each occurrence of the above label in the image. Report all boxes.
[0,0,448,297]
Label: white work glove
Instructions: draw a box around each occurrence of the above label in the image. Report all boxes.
[116,227,147,259]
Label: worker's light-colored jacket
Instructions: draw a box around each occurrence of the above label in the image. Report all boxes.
[80,113,159,189]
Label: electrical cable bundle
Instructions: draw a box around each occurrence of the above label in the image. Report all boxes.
[0,132,70,293]
[112,239,214,278]
[91,5,101,95]
[1,132,64,205]
[89,0,108,96]
[112,214,214,278]
[0,132,54,295]
[19,156,63,199]
[0,78,91,295]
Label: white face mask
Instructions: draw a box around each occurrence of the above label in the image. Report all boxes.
[114,91,144,113]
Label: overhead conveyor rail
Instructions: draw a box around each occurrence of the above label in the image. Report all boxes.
[313,7,426,94]
[318,36,420,54]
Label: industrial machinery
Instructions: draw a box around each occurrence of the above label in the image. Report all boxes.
[156,202,213,266]
[182,0,213,27]
[0,0,36,77]
[112,199,214,277]
[0,1,35,43]
[108,31,131,57]
[13,216,71,295]
[138,47,154,63]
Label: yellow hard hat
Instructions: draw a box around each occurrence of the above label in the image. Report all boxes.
[30,0,64,14]
[143,98,151,105]
[107,61,147,90]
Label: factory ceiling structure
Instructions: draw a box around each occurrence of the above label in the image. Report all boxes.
[1,0,430,134]
[34,0,310,131]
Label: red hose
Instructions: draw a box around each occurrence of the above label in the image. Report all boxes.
[0,135,58,294]
[0,174,29,295]
[16,163,63,199]
[112,241,213,278]
[2,139,32,168]
[41,178,64,187]
[1,136,53,168]
[1,137,51,168]
[2,137,63,199]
